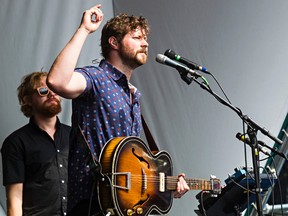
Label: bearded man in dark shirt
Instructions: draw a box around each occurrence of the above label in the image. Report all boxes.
[1,72,70,216]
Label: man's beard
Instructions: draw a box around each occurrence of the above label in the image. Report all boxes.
[119,44,148,69]
[41,98,62,117]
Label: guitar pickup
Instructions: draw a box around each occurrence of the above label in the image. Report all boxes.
[159,172,165,192]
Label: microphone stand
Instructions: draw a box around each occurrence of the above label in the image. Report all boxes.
[247,128,263,216]
[177,69,283,216]
[236,132,288,160]
[259,141,288,160]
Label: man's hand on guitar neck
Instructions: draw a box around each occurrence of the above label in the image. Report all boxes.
[174,173,189,198]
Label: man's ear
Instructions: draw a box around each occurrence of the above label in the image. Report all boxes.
[108,36,118,49]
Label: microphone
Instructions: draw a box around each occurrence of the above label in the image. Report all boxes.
[164,49,209,73]
[236,133,271,156]
[155,54,201,78]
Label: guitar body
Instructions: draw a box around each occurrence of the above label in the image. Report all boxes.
[98,136,173,216]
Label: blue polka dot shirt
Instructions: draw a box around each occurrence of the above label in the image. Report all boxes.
[67,60,142,211]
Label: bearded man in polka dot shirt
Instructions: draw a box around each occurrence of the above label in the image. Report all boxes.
[47,4,189,216]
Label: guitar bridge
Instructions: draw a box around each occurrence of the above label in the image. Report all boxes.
[112,172,131,190]
[142,168,147,194]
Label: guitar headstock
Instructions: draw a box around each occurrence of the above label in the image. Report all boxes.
[210,175,221,194]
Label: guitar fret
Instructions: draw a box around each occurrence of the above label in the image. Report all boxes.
[188,179,212,190]
[166,177,218,191]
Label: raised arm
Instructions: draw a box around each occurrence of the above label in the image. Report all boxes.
[47,5,104,99]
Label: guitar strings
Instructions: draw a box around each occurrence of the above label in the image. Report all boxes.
[110,174,215,188]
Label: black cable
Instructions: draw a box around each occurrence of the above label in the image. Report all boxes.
[261,166,276,216]
[226,174,256,195]
[205,72,232,105]
[241,122,251,215]
[200,191,208,216]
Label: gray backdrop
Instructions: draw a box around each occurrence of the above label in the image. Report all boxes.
[1,0,288,215]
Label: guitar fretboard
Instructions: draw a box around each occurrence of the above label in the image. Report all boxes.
[166,176,219,191]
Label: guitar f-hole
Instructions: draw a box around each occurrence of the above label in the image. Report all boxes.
[132,147,150,168]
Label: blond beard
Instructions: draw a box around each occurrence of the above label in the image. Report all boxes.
[119,44,148,68]
[41,99,62,117]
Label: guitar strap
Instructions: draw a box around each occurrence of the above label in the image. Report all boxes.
[77,124,103,180]
[76,114,159,177]
[141,114,159,152]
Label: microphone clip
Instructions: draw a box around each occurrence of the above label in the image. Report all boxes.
[176,67,193,85]
[236,132,271,157]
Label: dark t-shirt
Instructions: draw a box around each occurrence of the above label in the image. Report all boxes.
[1,117,70,216]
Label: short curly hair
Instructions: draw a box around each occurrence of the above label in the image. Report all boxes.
[101,13,150,59]
[17,72,47,117]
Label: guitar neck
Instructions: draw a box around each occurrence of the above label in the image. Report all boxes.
[166,176,216,191]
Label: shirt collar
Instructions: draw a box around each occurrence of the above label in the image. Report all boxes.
[99,59,140,97]
[99,59,126,81]
[29,116,61,130]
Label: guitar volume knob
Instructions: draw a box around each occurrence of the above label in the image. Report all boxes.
[136,207,143,214]
[127,209,134,215]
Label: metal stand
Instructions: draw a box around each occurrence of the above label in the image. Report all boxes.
[247,128,263,216]
[177,69,283,216]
